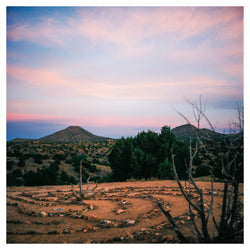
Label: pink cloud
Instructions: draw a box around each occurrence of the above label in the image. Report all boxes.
[7,7,243,56]
[6,111,178,128]
[8,64,240,103]
[7,66,75,91]
[7,17,70,47]
[7,113,63,122]
[73,7,243,46]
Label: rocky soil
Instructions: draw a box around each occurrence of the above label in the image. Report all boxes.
[7,180,243,243]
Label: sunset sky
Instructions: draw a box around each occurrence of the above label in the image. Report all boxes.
[6,6,244,140]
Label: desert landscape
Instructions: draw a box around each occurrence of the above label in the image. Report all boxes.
[7,180,243,243]
[6,6,244,245]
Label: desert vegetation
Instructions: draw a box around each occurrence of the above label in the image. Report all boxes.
[7,140,114,187]
[6,101,243,243]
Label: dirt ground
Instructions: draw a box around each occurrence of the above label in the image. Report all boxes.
[6,180,243,243]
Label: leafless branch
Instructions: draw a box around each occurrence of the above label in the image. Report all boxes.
[158,202,189,242]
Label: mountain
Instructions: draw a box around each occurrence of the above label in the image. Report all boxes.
[39,126,113,143]
[171,124,226,141]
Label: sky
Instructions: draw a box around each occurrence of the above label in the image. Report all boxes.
[6,5,244,140]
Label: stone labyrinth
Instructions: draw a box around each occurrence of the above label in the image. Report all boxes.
[7,181,232,243]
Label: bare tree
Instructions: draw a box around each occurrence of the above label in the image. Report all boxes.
[158,97,243,243]
[71,159,103,200]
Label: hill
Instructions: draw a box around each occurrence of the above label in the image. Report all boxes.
[171,124,226,141]
[39,126,113,142]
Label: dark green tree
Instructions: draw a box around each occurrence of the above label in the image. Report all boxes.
[109,126,189,181]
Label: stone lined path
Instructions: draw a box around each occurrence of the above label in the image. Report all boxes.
[7,180,242,243]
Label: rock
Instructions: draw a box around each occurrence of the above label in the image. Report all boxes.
[112,222,119,227]
[125,219,135,225]
[89,204,94,210]
[53,207,64,211]
[45,197,58,202]
[116,209,126,214]
[63,229,71,234]
[40,211,47,217]
[100,219,112,224]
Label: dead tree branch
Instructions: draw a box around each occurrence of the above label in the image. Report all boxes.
[159,96,243,243]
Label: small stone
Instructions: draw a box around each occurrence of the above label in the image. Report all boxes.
[53,207,64,211]
[63,229,71,234]
[116,209,126,214]
[112,222,119,227]
[100,219,112,224]
[40,211,47,217]
[125,219,135,225]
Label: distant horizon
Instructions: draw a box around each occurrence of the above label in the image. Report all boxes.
[7,121,235,141]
